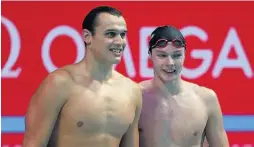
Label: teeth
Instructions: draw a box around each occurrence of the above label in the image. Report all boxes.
[111,48,122,53]
[164,69,175,73]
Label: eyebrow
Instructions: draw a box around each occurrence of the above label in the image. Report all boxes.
[155,50,183,54]
[155,50,167,54]
[173,50,183,53]
[105,29,127,33]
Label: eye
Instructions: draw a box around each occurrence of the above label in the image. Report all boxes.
[157,54,167,58]
[172,54,182,58]
[106,32,117,38]
[120,32,126,39]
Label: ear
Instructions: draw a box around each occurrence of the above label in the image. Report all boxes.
[148,51,154,65]
[83,29,92,46]
[148,50,152,59]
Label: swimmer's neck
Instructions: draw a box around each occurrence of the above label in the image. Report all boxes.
[153,76,183,97]
[80,52,114,82]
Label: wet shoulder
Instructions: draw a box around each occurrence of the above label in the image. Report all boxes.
[36,67,74,105]
[184,81,219,109]
[138,80,158,111]
[60,64,80,82]
[183,80,213,96]
[138,79,157,104]
[47,67,74,87]
[139,79,154,93]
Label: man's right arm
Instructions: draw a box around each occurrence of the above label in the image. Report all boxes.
[22,70,71,147]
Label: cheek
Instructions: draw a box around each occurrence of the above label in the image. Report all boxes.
[104,38,114,45]
[175,59,184,68]
[152,58,164,68]
[157,58,168,65]
[94,36,110,47]
[95,43,109,53]
[122,39,127,45]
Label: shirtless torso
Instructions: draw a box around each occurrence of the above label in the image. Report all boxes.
[138,25,229,147]
[23,6,142,147]
[138,80,213,147]
[23,64,142,147]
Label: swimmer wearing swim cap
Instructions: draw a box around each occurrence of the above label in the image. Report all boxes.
[138,25,229,147]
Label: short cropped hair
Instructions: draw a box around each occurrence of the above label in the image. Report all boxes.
[82,6,123,35]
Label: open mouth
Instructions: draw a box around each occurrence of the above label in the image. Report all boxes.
[109,48,122,54]
[163,69,176,74]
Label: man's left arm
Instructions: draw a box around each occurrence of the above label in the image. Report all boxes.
[205,89,229,147]
[120,84,142,147]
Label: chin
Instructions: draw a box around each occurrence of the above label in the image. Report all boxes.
[162,78,177,83]
[114,56,123,63]
[109,58,121,64]
[161,74,179,83]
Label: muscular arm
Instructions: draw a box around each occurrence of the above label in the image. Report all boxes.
[22,70,71,147]
[205,89,229,147]
[120,84,143,147]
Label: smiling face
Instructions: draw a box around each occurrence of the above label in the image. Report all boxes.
[85,12,127,65]
[150,41,185,83]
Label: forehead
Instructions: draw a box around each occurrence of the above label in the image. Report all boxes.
[153,43,185,53]
[96,13,127,32]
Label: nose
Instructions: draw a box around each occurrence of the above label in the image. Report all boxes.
[166,56,175,65]
[114,34,125,46]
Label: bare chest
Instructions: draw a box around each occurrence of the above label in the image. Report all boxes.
[60,84,136,137]
[139,92,208,145]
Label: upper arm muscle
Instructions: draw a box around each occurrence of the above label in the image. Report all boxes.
[120,83,143,147]
[204,89,229,147]
[22,70,71,147]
